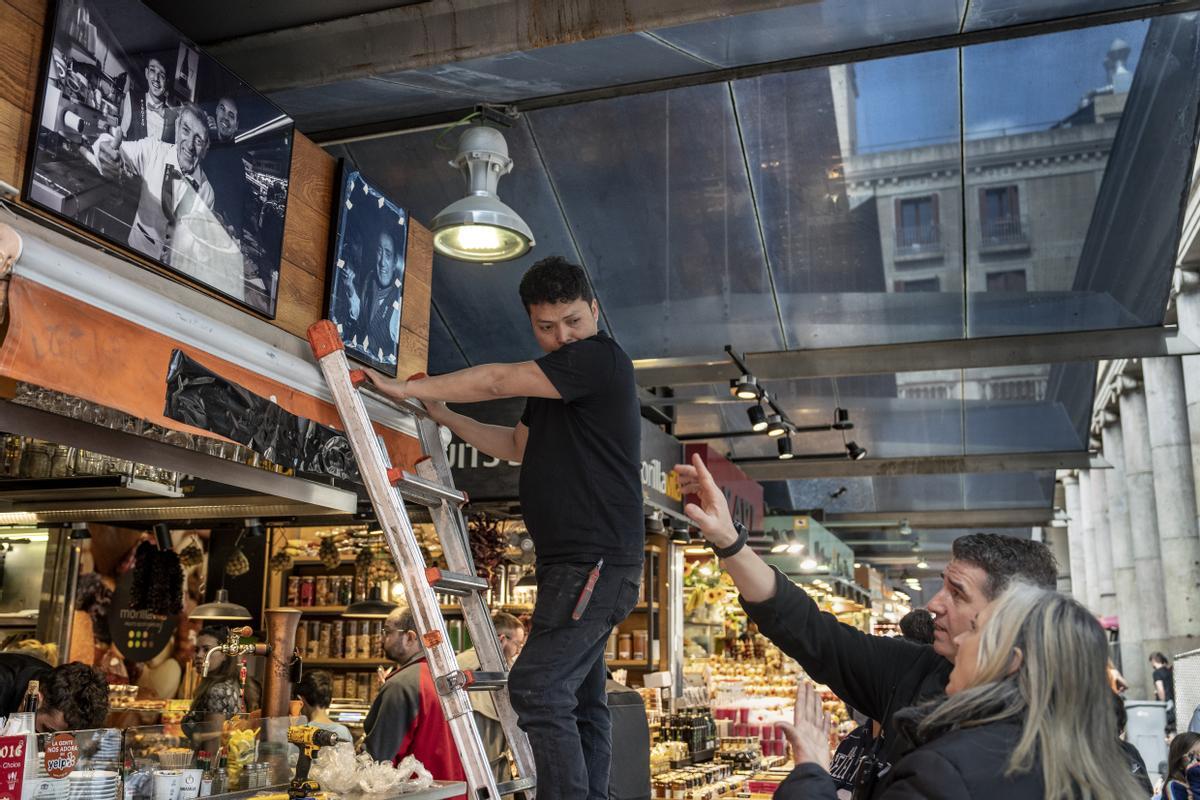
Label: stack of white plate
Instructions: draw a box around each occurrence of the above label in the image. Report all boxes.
[93,731,122,765]
[27,775,70,800]
[67,769,119,800]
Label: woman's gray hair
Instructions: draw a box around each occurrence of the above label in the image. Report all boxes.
[909,582,1143,800]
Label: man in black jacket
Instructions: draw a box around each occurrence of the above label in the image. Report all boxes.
[675,454,1056,797]
[0,653,108,732]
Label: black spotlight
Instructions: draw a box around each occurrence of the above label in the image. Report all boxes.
[846,441,867,461]
[833,407,853,430]
[730,374,760,400]
[777,437,794,460]
[765,414,789,438]
[748,404,768,432]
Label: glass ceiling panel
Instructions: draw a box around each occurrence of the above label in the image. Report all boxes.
[528,82,786,359]
[963,361,1094,453]
[274,32,712,134]
[677,358,1092,462]
[735,49,966,348]
[963,1,1166,32]
[650,1,963,69]
[766,471,1054,514]
[964,14,1200,336]
[428,307,469,374]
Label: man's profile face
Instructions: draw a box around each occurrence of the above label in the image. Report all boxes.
[528,297,599,353]
[145,59,167,100]
[176,110,210,174]
[215,98,239,141]
[924,558,991,663]
[375,232,396,287]
[35,707,68,734]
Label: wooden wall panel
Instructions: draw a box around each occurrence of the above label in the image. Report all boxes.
[0,0,431,375]
[0,97,29,190]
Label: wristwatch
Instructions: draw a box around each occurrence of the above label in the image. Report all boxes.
[711,520,749,559]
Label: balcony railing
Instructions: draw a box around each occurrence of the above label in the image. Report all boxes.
[895,223,942,257]
[980,217,1030,250]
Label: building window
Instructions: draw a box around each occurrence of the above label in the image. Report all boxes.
[979,186,1027,246]
[986,270,1027,292]
[900,384,952,400]
[895,195,940,252]
[893,277,940,293]
[987,378,1046,402]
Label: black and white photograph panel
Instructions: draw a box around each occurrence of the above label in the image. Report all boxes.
[327,167,409,377]
[25,0,294,317]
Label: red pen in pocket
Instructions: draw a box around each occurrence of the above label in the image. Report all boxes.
[572,559,604,620]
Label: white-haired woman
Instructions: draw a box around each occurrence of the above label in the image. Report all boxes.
[777,582,1149,799]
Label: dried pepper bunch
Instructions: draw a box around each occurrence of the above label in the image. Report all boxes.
[178,535,204,568]
[319,534,342,569]
[467,514,507,587]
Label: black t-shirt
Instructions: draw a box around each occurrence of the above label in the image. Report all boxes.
[519,331,643,566]
[1155,666,1176,703]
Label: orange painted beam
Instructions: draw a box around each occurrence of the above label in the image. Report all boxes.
[0,276,422,471]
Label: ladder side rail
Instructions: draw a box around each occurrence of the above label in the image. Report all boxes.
[414,422,538,797]
[310,343,500,800]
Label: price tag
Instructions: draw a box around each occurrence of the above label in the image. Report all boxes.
[44,733,78,778]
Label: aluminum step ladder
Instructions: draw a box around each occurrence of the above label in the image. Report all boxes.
[308,320,536,800]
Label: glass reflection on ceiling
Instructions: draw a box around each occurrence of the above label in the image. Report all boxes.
[528,82,786,359]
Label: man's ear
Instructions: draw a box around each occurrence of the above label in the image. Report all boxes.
[591,299,599,321]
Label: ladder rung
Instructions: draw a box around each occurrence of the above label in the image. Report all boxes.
[426,567,489,596]
[434,670,509,696]
[463,671,508,691]
[495,777,537,796]
[386,468,468,507]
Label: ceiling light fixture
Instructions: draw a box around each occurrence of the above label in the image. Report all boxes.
[916,560,930,570]
[898,519,913,536]
[191,587,253,622]
[766,415,789,438]
[731,374,760,400]
[344,585,400,619]
[846,441,868,460]
[777,437,794,460]
[432,125,534,263]
[833,407,853,430]
[748,403,768,432]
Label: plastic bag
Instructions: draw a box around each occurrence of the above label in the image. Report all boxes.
[310,743,434,795]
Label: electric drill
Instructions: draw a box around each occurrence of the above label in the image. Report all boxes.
[287,725,339,799]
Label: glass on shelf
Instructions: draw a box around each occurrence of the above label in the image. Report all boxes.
[49,444,75,478]
[21,439,53,478]
[1,434,24,477]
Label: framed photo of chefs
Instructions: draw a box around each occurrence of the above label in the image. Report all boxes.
[24,0,295,318]
[325,166,409,377]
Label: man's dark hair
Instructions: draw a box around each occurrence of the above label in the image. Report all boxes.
[295,669,334,709]
[518,256,594,311]
[1151,652,1170,667]
[1167,732,1200,784]
[950,533,1057,599]
[45,662,108,729]
[898,609,935,645]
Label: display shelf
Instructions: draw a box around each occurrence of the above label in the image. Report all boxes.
[293,605,349,614]
[288,556,358,565]
[608,659,653,669]
[303,658,390,668]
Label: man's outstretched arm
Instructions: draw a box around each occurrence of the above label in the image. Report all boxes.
[368,363,559,405]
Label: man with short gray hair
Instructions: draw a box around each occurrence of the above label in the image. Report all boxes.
[362,605,464,784]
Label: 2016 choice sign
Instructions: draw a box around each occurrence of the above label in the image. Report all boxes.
[26,0,295,317]
[325,166,409,377]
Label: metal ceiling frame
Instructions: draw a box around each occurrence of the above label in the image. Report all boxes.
[307,0,1200,144]
[632,326,1200,386]
[823,508,1053,528]
[0,400,358,516]
[736,450,1106,479]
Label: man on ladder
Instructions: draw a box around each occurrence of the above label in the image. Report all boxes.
[366,256,644,800]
